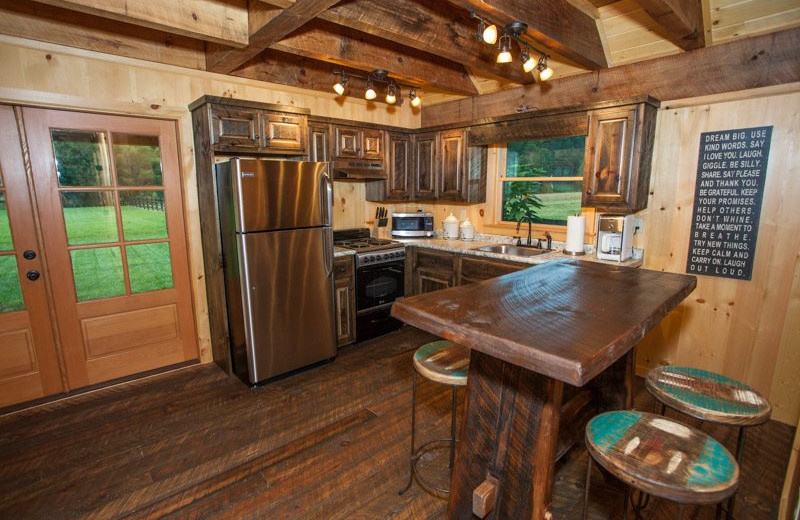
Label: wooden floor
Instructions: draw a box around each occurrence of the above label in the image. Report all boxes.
[0,326,792,520]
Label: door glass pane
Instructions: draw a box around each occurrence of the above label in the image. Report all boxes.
[70,247,125,301]
[61,191,118,245]
[0,255,24,312]
[112,134,163,186]
[120,191,167,240]
[51,130,111,186]
[127,243,173,293]
[0,193,11,251]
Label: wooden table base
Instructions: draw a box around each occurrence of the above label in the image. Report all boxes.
[448,349,634,520]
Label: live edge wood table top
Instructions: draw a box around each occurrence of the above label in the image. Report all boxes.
[391,259,696,520]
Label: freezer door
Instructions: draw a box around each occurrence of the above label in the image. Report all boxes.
[238,226,336,382]
[227,158,332,232]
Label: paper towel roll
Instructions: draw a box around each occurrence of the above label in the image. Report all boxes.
[565,216,586,253]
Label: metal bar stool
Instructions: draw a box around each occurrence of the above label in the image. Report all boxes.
[399,339,469,497]
[645,366,771,519]
[583,410,739,520]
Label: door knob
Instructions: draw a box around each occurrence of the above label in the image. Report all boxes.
[26,270,40,281]
[23,250,37,260]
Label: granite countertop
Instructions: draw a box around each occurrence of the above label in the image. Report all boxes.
[395,237,643,268]
[333,246,356,258]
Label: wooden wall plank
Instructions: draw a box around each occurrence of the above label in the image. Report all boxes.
[635,91,800,425]
[421,27,800,127]
[34,0,248,47]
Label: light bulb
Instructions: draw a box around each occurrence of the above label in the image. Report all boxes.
[386,91,396,104]
[410,91,421,107]
[365,80,376,100]
[496,34,512,63]
[482,24,498,45]
[538,65,554,81]
[522,53,536,73]
[333,81,345,96]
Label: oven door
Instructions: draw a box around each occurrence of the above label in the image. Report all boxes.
[356,260,404,312]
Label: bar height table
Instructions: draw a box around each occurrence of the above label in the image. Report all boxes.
[391,260,696,520]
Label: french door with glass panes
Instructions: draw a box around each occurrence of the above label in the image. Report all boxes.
[0,106,197,406]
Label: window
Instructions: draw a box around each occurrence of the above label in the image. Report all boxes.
[496,136,585,225]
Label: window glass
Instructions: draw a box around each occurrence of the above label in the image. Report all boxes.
[127,243,173,293]
[120,191,167,240]
[0,255,24,312]
[112,133,163,186]
[500,136,585,225]
[70,247,125,301]
[0,193,11,251]
[61,191,119,245]
[51,130,112,186]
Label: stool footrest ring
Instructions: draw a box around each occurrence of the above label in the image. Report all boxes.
[410,438,459,497]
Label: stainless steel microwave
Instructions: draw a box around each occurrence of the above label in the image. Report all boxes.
[391,213,434,237]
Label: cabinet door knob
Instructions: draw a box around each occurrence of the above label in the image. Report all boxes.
[27,270,40,281]
[586,189,592,195]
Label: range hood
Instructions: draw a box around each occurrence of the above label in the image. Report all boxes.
[331,159,386,181]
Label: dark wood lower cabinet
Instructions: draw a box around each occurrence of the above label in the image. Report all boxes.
[407,247,528,295]
[333,256,356,347]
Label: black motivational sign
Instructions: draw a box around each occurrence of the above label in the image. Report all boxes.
[686,126,772,280]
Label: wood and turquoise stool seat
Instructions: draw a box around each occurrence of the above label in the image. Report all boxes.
[645,366,771,426]
[645,366,770,519]
[400,340,470,498]
[583,410,739,520]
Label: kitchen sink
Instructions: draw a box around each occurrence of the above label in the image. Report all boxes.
[471,244,551,257]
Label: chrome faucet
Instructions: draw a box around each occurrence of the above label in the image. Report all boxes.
[516,215,534,247]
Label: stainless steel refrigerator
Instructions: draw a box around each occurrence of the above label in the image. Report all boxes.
[216,158,336,384]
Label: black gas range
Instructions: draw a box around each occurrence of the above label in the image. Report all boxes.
[333,229,405,341]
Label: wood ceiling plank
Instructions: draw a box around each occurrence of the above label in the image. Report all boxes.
[233,50,405,104]
[0,1,205,70]
[316,0,535,86]
[421,26,800,126]
[447,0,610,69]
[206,0,340,74]
[269,21,479,96]
[637,0,705,50]
[34,0,248,47]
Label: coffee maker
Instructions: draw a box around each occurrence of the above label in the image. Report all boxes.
[596,214,635,261]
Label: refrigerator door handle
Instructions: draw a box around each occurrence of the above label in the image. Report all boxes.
[320,170,333,227]
[323,227,333,278]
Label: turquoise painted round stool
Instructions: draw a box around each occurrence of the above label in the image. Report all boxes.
[645,366,771,519]
[398,339,469,497]
[583,410,739,520]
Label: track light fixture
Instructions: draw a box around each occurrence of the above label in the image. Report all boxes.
[471,12,555,81]
[331,69,421,108]
[332,71,347,96]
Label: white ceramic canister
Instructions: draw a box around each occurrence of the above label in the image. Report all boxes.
[443,213,460,240]
[460,218,475,241]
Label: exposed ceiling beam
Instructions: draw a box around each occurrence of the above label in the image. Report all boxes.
[0,0,205,70]
[421,26,800,126]
[317,0,534,86]
[33,0,248,48]
[206,0,340,74]
[447,0,610,69]
[637,0,705,50]
[234,50,410,105]
[270,21,479,96]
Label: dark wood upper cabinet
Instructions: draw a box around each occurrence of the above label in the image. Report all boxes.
[309,123,330,162]
[210,106,261,149]
[414,132,437,201]
[437,129,465,201]
[207,102,308,155]
[386,132,412,201]
[263,113,307,153]
[582,101,657,212]
[334,126,360,159]
[362,129,383,160]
